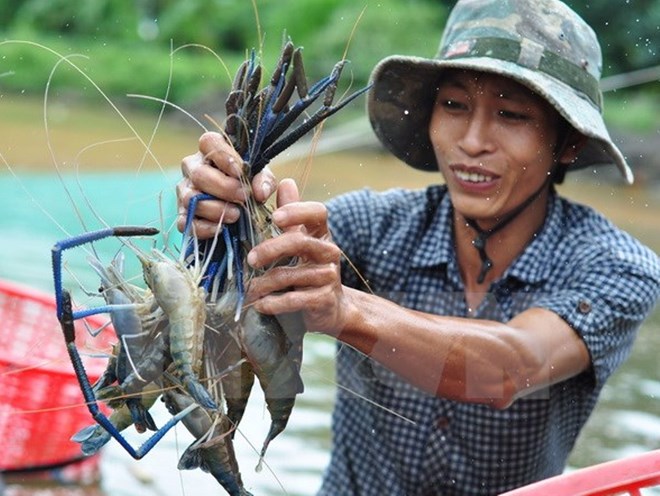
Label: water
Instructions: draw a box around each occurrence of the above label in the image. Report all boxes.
[1,167,658,495]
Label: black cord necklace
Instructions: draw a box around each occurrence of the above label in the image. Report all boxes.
[464,176,552,284]
[461,124,573,285]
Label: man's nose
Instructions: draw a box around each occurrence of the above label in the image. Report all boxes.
[457,111,495,156]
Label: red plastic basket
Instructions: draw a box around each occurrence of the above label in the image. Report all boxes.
[0,279,114,473]
[499,449,660,496]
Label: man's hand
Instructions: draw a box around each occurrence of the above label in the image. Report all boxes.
[246,179,350,336]
[176,132,276,238]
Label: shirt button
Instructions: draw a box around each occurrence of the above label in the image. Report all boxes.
[436,416,450,429]
[578,300,592,314]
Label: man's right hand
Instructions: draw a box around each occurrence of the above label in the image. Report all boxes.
[176,131,277,239]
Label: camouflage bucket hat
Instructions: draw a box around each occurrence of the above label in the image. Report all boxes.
[367,0,634,184]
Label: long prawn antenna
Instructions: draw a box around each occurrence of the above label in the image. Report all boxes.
[52,226,159,320]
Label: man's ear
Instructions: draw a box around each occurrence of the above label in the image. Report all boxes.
[558,130,588,165]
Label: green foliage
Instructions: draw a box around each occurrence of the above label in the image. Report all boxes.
[0,34,244,108]
[565,0,660,75]
[7,0,142,40]
[311,0,446,84]
[156,0,256,51]
[0,0,24,26]
[0,0,656,112]
[604,91,660,133]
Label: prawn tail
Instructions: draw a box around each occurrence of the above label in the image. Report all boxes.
[178,444,251,496]
[222,359,255,433]
[71,424,111,456]
[206,300,255,432]
[260,396,297,459]
[164,390,250,496]
[240,309,305,462]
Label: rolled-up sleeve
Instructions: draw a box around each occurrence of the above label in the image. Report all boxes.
[534,240,659,389]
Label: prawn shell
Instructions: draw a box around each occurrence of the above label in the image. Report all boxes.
[239,309,305,458]
[205,303,255,431]
[163,390,249,496]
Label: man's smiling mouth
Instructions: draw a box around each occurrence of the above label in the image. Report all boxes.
[454,170,495,183]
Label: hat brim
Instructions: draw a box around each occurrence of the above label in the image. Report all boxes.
[367,55,633,184]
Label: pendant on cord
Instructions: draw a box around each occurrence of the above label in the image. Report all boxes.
[468,223,494,284]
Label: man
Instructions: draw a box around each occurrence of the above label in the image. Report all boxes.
[177,0,659,493]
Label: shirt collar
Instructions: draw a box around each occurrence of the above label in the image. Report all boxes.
[411,188,455,269]
[503,192,562,284]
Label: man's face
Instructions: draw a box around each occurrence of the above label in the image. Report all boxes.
[429,69,563,229]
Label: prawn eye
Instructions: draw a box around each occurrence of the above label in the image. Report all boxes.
[98,286,104,293]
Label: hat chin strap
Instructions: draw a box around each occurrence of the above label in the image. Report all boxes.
[464,121,571,284]
[464,127,574,285]
[464,174,551,284]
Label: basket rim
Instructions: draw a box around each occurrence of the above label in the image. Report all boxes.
[0,278,56,308]
[0,278,112,376]
[499,449,660,495]
[0,454,91,474]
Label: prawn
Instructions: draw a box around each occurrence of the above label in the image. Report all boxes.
[163,389,252,496]
[87,253,162,432]
[3,7,379,490]
[193,39,370,467]
[137,249,216,410]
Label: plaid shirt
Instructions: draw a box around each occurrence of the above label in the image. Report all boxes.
[317,185,659,496]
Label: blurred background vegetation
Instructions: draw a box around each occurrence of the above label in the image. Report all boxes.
[0,0,658,130]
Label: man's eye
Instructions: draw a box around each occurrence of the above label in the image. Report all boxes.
[442,99,466,110]
[498,110,528,120]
